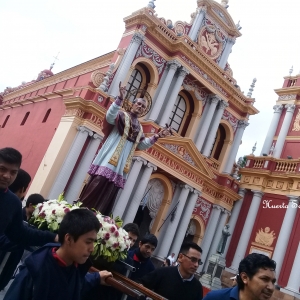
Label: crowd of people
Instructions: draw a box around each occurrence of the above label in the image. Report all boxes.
[0,145,277,300]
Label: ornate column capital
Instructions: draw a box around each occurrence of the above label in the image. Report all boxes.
[273,104,283,113]
[192,189,202,196]
[218,100,229,110]
[209,95,221,104]
[77,126,93,136]
[179,184,193,192]
[133,156,148,165]
[131,32,145,44]
[287,195,299,204]
[178,67,190,77]
[237,120,249,129]
[167,59,181,70]
[147,162,157,171]
[92,133,103,140]
[251,190,264,198]
[285,104,296,113]
[212,204,223,210]
[238,188,246,197]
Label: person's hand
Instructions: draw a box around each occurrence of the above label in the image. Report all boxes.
[54,234,59,242]
[156,124,173,138]
[118,81,126,100]
[99,270,113,285]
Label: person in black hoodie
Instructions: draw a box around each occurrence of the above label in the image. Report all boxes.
[0,147,57,248]
[4,208,112,300]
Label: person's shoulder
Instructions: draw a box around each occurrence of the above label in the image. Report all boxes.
[204,287,235,300]
[5,189,21,209]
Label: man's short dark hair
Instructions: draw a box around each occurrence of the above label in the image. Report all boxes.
[58,209,100,244]
[0,147,22,167]
[123,223,140,237]
[140,234,158,248]
[9,169,31,193]
[237,253,276,290]
[180,242,202,255]
[26,193,45,207]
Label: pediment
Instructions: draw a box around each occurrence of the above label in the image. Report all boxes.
[150,137,214,180]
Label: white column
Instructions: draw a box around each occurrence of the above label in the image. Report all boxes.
[154,184,181,256]
[148,60,181,122]
[223,188,246,257]
[188,6,206,41]
[156,184,192,259]
[284,242,300,297]
[223,120,249,174]
[198,205,223,272]
[193,97,210,143]
[195,96,220,151]
[229,190,263,272]
[108,32,145,97]
[113,157,147,218]
[202,100,229,156]
[273,104,296,158]
[159,67,189,127]
[203,209,230,270]
[144,67,169,120]
[48,126,93,199]
[122,162,157,224]
[218,38,235,69]
[64,133,103,203]
[170,190,201,256]
[260,105,283,155]
[272,195,299,278]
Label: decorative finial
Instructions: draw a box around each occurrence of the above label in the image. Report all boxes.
[289,66,293,76]
[147,0,156,9]
[247,78,257,98]
[50,52,60,71]
[251,142,257,155]
[221,0,229,8]
[236,20,242,30]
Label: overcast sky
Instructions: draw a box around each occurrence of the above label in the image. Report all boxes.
[1,0,300,159]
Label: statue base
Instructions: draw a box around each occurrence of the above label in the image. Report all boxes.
[200,253,226,290]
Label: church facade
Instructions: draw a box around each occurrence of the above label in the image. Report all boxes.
[0,0,275,290]
[226,72,300,296]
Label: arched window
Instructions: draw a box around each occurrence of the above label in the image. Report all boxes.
[42,109,51,123]
[168,95,186,132]
[125,69,143,101]
[20,112,30,126]
[2,115,10,128]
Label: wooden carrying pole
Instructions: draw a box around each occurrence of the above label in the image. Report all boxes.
[89,267,168,300]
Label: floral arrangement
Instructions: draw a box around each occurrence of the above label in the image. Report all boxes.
[29,194,131,262]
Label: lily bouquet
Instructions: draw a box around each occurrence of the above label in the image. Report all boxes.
[29,195,131,262]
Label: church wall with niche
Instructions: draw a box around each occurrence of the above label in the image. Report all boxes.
[245,193,288,259]
[281,141,300,159]
[288,106,300,136]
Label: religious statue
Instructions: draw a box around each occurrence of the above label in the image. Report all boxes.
[255,227,276,247]
[217,224,231,255]
[80,82,172,215]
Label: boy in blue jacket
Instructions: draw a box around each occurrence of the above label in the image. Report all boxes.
[4,209,112,300]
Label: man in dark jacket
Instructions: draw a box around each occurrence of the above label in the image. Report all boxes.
[4,209,112,300]
[140,242,203,300]
[203,253,276,300]
[0,147,57,248]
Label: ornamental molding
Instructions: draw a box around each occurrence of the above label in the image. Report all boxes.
[180,54,229,97]
[222,109,238,132]
[193,196,212,224]
[161,143,196,166]
[135,42,167,76]
[64,108,85,118]
[183,78,208,102]
[278,94,296,101]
